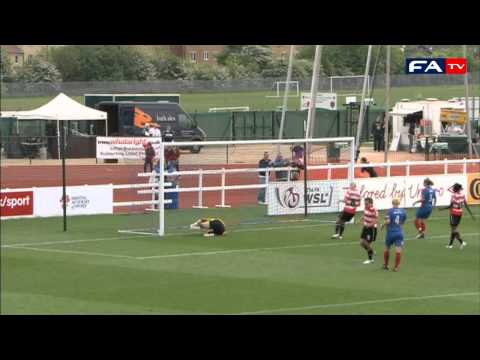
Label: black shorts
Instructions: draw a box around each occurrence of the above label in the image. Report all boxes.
[450,215,462,227]
[361,226,377,242]
[209,219,225,235]
[339,211,355,222]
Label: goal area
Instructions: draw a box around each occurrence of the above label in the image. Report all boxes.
[116,137,355,237]
[329,75,371,96]
[266,81,300,98]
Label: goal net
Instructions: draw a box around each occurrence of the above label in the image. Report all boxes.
[329,75,370,96]
[266,81,300,98]
[116,137,355,237]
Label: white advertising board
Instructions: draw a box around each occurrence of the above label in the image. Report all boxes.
[267,174,467,215]
[267,180,346,215]
[356,174,467,210]
[34,185,113,217]
[96,137,162,160]
[301,92,337,111]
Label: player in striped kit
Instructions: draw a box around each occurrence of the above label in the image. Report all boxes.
[412,178,437,239]
[441,183,474,249]
[360,197,379,264]
[331,182,361,240]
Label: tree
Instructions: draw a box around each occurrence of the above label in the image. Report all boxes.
[183,62,229,81]
[15,57,62,83]
[296,45,405,76]
[50,45,157,81]
[0,47,14,82]
[260,59,313,78]
[216,45,273,76]
[130,52,156,81]
[238,45,273,71]
[152,55,188,80]
[216,45,245,65]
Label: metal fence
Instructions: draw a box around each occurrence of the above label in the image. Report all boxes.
[2,73,479,97]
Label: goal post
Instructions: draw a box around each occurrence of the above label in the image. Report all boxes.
[116,137,355,237]
[266,81,300,98]
[329,75,371,96]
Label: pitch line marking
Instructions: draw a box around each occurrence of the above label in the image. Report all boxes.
[3,246,137,259]
[136,232,479,260]
[0,214,476,249]
[234,291,480,315]
[1,235,149,248]
[2,233,478,261]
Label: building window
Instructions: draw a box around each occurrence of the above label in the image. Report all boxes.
[27,55,33,63]
[203,51,209,61]
[15,55,19,63]
[190,51,197,63]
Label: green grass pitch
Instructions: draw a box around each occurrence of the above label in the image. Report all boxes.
[1,84,477,113]
[1,206,479,314]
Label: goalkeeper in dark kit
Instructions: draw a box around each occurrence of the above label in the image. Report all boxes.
[190,218,226,237]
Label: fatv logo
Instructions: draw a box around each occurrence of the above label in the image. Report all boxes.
[406,58,467,75]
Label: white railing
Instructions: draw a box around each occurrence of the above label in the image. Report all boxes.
[121,158,480,209]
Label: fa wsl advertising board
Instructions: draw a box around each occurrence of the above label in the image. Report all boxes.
[267,180,345,215]
[96,137,162,160]
[267,174,467,215]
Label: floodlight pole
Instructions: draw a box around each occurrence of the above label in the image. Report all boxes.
[277,45,295,153]
[355,45,373,161]
[158,141,165,236]
[464,45,474,158]
[306,45,323,139]
[384,45,391,163]
[59,119,67,232]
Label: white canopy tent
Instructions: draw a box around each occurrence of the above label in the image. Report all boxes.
[1,93,107,158]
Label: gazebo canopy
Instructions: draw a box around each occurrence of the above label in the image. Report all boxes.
[1,93,107,121]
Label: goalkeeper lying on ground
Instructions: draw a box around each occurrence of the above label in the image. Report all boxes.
[190,218,226,237]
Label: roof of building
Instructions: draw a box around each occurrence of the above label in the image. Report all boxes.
[2,45,24,54]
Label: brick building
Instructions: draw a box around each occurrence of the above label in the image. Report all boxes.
[1,45,24,66]
[169,45,226,64]
[168,45,297,64]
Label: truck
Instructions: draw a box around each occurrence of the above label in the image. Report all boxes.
[96,101,206,153]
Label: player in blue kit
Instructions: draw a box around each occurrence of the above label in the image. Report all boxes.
[381,198,407,272]
[412,178,436,239]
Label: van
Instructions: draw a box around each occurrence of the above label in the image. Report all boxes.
[96,101,206,153]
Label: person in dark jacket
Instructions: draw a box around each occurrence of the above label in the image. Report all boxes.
[408,122,416,153]
[360,157,378,177]
[257,152,272,204]
[143,142,156,173]
[372,119,383,152]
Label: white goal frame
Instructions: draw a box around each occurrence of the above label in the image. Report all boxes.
[136,137,355,237]
[329,75,371,96]
[266,81,300,98]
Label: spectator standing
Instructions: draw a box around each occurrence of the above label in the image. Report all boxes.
[257,152,272,204]
[143,123,152,137]
[165,146,180,172]
[151,124,162,137]
[408,122,416,153]
[372,119,383,152]
[273,154,289,181]
[163,126,174,142]
[143,142,156,173]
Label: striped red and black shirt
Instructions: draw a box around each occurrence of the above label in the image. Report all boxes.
[363,205,379,228]
[343,189,361,215]
[450,191,466,216]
